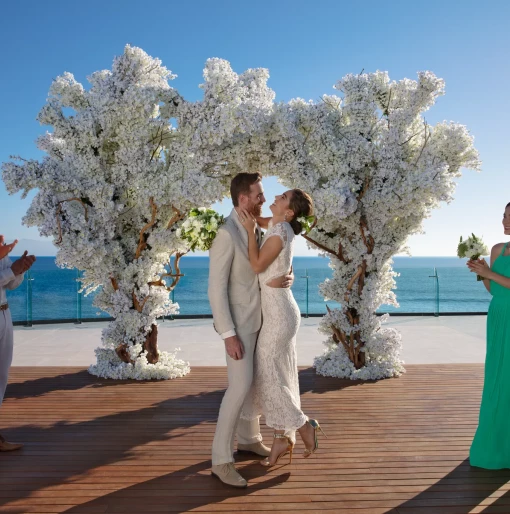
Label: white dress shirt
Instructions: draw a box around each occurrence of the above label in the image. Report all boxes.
[0,256,24,305]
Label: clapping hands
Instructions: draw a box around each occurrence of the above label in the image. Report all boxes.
[0,235,18,260]
[11,251,36,276]
[0,235,35,275]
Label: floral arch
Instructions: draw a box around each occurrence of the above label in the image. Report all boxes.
[2,46,480,380]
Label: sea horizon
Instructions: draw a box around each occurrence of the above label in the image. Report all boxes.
[5,255,491,323]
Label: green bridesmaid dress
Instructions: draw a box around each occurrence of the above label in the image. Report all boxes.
[470,242,510,469]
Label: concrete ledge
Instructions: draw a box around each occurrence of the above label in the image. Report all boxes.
[12,315,487,366]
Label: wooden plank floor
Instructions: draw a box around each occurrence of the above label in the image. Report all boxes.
[1,365,510,514]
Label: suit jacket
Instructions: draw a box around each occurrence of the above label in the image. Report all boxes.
[208,208,262,336]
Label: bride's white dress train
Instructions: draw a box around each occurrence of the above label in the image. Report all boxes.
[241,221,307,442]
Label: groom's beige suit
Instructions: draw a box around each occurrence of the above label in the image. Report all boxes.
[208,208,263,465]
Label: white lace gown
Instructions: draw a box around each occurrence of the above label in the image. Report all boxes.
[241,221,307,442]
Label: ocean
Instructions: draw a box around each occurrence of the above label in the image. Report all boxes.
[6,256,491,323]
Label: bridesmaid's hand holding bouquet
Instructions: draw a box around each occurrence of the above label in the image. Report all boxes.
[458,234,489,281]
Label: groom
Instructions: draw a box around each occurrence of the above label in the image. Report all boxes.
[208,172,293,488]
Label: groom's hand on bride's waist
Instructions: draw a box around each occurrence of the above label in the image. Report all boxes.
[281,269,294,289]
[225,335,245,360]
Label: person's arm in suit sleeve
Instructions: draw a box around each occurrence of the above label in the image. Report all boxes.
[0,257,24,290]
[208,228,236,336]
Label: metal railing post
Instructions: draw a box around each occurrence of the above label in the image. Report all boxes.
[75,269,82,324]
[429,267,439,317]
[25,270,33,328]
[169,288,175,321]
[301,268,310,318]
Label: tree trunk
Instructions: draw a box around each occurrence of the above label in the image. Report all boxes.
[143,324,159,364]
[327,259,369,368]
[115,343,133,364]
[115,324,159,364]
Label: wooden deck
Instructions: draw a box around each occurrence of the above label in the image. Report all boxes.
[1,365,510,513]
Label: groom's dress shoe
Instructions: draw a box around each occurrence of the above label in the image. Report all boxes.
[0,435,23,452]
[211,463,247,488]
[237,441,271,457]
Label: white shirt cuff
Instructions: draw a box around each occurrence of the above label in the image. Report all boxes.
[0,267,15,288]
[220,329,236,339]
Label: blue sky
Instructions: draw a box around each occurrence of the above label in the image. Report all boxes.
[1,0,509,256]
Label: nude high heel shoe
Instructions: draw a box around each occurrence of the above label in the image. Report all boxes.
[303,419,327,458]
[260,434,294,468]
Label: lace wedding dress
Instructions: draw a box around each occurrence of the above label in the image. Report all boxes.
[241,221,307,441]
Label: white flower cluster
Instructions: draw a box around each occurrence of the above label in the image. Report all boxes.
[2,46,480,381]
[89,347,190,380]
[2,46,282,380]
[264,71,480,380]
[177,208,224,251]
[313,325,404,381]
[457,234,489,259]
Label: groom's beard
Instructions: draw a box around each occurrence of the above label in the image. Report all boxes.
[250,203,263,217]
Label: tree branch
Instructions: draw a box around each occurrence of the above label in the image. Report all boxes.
[360,217,375,254]
[399,131,420,146]
[337,241,349,263]
[302,233,350,264]
[357,177,371,202]
[132,291,149,313]
[149,125,165,163]
[413,121,430,166]
[148,250,189,292]
[302,127,313,146]
[55,198,89,245]
[384,88,392,116]
[358,259,367,296]
[344,266,363,303]
[167,206,185,229]
[166,251,188,291]
[135,197,158,259]
[326,305,352,359]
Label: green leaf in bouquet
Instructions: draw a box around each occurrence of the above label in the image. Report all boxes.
[457,241,468,258]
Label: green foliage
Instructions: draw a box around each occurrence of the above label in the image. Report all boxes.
[178,208,225,252]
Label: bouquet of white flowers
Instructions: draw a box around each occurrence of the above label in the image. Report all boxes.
[177,208,225,252]
[457,234,489,281]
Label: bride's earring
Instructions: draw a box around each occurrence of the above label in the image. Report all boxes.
[284,213,288,222]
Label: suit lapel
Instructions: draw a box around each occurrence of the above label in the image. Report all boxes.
[228,208,263,252]
[229,209,249,255]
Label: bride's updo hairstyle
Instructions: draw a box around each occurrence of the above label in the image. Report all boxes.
[288,189,314,235]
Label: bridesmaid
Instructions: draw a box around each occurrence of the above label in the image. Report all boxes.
[469,201,510,469]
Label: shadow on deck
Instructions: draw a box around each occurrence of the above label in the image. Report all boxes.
[1,365,508,513]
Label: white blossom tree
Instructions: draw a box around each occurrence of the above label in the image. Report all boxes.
[1,46,276,380]
[268,72,480,379]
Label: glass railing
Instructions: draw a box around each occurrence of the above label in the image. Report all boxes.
[8,263,491,326]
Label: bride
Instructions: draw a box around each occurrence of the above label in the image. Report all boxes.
[239,188,326,467]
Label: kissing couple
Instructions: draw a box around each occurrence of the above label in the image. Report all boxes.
[208,172,326,488]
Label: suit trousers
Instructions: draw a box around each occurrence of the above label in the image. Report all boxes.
[0,309,13,409]
[211,330,262,465]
